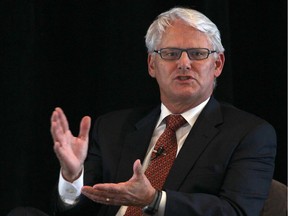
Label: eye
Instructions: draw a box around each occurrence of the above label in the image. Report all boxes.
[190,51,205,57]
[188,49,209,60]
[162,50,179,57]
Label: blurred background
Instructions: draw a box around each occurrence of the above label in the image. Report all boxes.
[0,0,286,214]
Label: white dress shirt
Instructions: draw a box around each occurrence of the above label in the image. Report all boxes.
[58,98,209,215]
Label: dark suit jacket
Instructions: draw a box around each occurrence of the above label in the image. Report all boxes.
[53,97,277,216]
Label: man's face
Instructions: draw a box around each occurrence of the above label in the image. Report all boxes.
[148,20,225,112]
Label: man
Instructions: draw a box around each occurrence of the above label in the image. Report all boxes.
[48,7,276,216]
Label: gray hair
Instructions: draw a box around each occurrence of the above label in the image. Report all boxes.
[145,7,225,53]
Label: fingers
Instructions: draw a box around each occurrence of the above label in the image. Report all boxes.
[82,185,137,206]
[82,185,117,205]
[50,108,69,146]
[51,107,91,141]
[54,107,69,132]
[84,160,148,206]
[51,108,68,135]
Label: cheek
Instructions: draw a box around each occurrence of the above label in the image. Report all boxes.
[154,63,172,79]
[195,64,215,79]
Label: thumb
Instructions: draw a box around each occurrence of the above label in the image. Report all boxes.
[78,116,91,140]
[133,159,143,177]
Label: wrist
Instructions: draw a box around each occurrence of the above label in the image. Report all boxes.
[61,166,83,183]
[142,190,162,215]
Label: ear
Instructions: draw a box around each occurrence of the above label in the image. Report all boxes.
[147,54,156,78]
[214,53,225,78]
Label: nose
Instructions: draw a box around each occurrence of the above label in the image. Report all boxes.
[177,51,191,71]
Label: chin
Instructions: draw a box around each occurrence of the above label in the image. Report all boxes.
[173,93,196,102]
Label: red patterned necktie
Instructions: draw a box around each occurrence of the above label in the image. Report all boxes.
[125,114,186,216]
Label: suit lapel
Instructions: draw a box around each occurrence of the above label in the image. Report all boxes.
[115,106,161,183]
[164,98,223,189]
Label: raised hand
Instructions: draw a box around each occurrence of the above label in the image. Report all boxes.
[50,107,91,182]
[81,159,156,207]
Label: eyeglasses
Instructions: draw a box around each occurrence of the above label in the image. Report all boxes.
[153,48,217,61]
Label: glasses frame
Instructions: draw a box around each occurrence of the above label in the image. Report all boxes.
[153,48,217,61]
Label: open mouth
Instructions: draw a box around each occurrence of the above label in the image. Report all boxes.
[177,76,191,81]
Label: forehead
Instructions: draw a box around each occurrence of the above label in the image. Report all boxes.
[158,20,211,49]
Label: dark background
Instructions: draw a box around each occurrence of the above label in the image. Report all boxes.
[0,0,286,215]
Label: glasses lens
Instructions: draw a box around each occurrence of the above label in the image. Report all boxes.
[187,48,209,60]
[160,48,181,60]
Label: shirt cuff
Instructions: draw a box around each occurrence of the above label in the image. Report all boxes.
[157,190,166,216]
[58,168,84,205]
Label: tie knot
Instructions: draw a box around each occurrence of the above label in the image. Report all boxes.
[165,114,186,131]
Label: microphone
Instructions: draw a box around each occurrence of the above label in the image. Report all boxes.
[152,146,166,160]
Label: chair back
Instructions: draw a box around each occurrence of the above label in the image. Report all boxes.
[260,179,287,216]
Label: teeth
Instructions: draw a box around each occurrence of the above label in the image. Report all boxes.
[179,76,189,80]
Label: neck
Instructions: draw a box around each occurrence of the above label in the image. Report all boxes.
[162,97,210,114]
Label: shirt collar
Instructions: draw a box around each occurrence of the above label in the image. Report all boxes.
[156,97,210,128]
